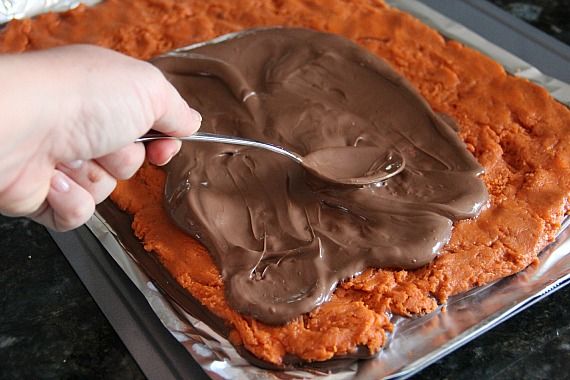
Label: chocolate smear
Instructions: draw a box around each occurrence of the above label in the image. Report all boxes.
[154,28,488,325]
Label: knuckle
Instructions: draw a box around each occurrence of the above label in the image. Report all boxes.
[93,177,117,204]
[139,64,167,97]
[87,166,104,183]
[57,201,94,231]
[0,186,47,217]
[117,149,144,180]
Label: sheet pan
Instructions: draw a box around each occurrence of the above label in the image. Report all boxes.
[39,0,570,378]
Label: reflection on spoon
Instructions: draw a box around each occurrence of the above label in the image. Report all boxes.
[301,146,405,185]
[137,132,405,186]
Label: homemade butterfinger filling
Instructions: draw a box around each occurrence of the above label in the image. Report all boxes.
[2,0,568,367]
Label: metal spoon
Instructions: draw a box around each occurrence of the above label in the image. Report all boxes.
[136,132,405,185]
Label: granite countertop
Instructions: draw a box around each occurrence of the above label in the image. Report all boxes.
[1,1,569,379]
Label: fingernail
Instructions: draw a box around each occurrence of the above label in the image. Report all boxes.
[64,160,84,169]
[160,140,182,166]
[172,139,182,154]
[190,108,202,127]
[51,172,70,193]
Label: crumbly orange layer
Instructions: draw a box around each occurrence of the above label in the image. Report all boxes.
[2,0,569,365]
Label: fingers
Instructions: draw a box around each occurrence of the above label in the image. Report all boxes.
[29,139,178,232]
[30,156,133,231]
[30,141,174,232]
[30,170,95,232]
[20,139,179,232]
[95,142,146,180]
[57,160,117,204]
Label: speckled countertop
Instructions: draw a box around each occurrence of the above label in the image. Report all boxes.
[1,1,569,379]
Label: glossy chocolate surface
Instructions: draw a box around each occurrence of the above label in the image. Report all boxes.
[154,28,488,325]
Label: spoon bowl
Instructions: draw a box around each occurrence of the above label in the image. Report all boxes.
[136,132,405,185]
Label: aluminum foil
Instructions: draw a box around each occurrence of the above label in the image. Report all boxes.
[37,0,568,378]
[0,0,100,24]
[89,211,570,380]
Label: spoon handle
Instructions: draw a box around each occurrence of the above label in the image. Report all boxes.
[136,132,304,163]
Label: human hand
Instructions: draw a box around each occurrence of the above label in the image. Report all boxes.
[0,45,201,231]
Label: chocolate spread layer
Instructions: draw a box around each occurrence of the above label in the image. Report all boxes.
[154,28,488,325]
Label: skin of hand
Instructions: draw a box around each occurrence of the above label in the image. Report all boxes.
[0,44,201,231]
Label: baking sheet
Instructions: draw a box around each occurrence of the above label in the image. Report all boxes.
[88,212,570,380]
[26,0,568,378]
[85,1,570,377]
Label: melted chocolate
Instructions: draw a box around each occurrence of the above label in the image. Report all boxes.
[153,28,488,325]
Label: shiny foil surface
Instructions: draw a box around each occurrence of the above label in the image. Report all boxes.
[0,0,99,24]
[20,0,568,378]
[89,210,569,379]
